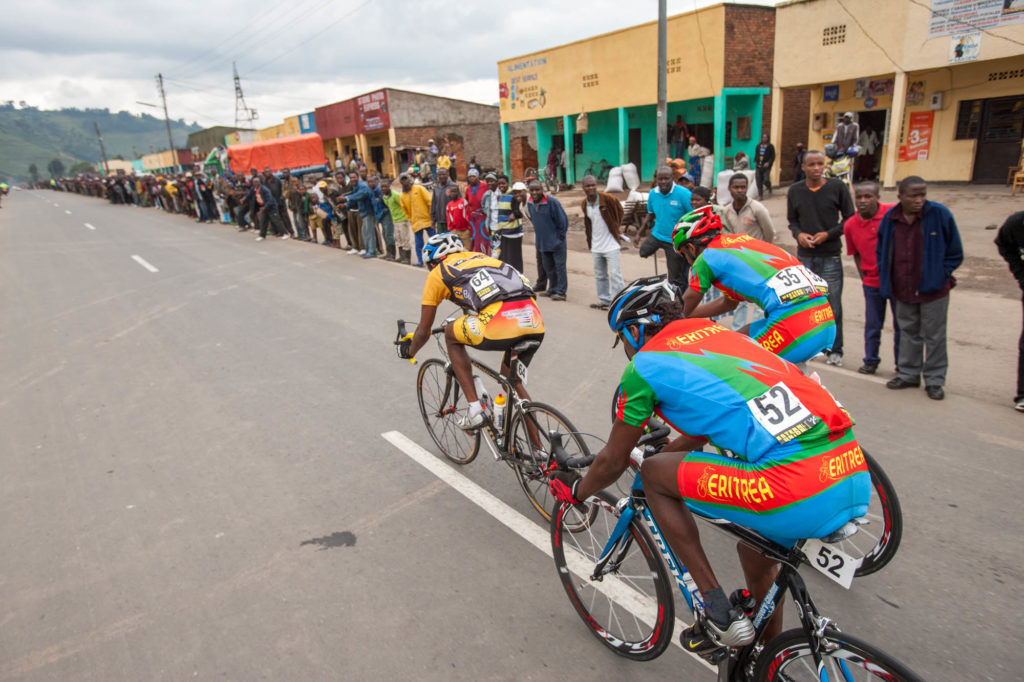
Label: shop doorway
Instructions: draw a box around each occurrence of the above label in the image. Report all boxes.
[972,95,1024,183]
[628,129,642,173]
[854,109,887,181]
[370,145,385,174]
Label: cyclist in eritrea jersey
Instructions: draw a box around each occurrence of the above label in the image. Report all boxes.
[674,205,837,365]
[399,233,544,429]
[547,277,869,653]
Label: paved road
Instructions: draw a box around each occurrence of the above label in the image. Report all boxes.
[2,191,1022,681]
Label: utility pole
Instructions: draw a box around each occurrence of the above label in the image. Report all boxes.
[233,62,258,129]
[155,73,178,172]
[93,121,110,175]
[656,0,668,165]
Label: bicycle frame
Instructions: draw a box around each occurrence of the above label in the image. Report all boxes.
[591,467,838,681]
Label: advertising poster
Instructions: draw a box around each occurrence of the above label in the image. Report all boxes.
[824,85,839,101]
[356,90,389,132]
[949,32,982,63]
[907,80,926,106]
[898,111,935,162]
[869,78,894,96]
[854,78,869,99]
[929,0,1024,37]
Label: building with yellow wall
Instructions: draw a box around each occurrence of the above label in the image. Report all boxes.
[496,3,776,183]
[772,0,1024,186]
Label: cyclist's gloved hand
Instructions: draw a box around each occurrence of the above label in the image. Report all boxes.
[396,332,413,360]
[549,470,582,506]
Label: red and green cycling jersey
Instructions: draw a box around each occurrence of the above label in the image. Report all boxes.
[615,318,852,462]
[688,234,829,317]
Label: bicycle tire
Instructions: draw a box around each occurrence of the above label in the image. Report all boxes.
[753,627,923,681]
[835,450,903,577]
[416,358,480,465]
[508,401,592,525]
[551,491,675,661]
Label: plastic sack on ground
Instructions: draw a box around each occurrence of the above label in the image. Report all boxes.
[621,163,640,190]
[605,166,625,192]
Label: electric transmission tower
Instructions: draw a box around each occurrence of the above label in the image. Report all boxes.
[233,62,258,128]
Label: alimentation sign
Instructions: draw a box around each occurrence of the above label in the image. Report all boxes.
[928,0,1024,37]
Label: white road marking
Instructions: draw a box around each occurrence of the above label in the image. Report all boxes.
[130,255,159,273]
[84,223,96,230]
[381,430,712,669]
[64,209,72,215]
[53,203,59,207]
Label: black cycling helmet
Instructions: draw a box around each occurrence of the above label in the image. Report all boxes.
[607,275,680,351]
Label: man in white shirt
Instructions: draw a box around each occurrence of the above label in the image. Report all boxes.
[580,175,626,310]
[721,173,776,331]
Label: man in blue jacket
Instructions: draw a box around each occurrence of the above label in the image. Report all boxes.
[527,179,569,301]
[876,176,963,400]
[338,170,377,258]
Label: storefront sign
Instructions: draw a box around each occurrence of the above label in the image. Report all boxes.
[854,79,869,99]
[824,85,839,102]
[864,97,877,109]
[929,0,1023,37]
[868,78,894,97]
[356,90,390,132]
[949,32,982,63]
[898,111,935,162]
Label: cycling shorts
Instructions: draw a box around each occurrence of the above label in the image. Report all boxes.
[452,298,545,366]
[750,298,836,364]
[676,429,870,548]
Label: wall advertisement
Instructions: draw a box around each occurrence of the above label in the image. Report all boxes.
[898,111,935,162]
[357,90,390,133]
[928,0,1024,37]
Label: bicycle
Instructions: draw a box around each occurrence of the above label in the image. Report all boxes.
[548,432,922,680]
[397,318,593,524]
[607,389,902,577]
[523,166,559,195]
[583,158,614,184]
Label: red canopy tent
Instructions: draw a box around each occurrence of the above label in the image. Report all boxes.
[227,133,324,174]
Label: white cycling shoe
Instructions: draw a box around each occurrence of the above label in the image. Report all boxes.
[704,608,756,647]
[456,411,486,431]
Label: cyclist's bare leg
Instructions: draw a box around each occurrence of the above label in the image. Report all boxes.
[444,326,478,403]
[737,542,782,642]
[640,452,721,594]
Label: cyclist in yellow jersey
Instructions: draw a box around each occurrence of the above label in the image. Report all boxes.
[399,233,545,429]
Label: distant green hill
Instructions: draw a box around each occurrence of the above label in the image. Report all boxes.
[0,104,201,182]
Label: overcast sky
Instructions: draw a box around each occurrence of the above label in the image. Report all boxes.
[1,0,774,129]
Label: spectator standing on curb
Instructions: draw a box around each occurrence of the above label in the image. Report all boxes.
[430,167,458,234]
[793,142,807,183]
[754,133,775,197]
[445,186,471,250]
[877,176,963,401]
[787,149,854,366]
[246,177,290,241]
[368,175,390,259]
[482,172,501,244]
[262,168,291,237]
[426,139,439,179]
[464,169,489,254]
[382,179,411,263]
[843,181,899,375]
[492,178,526,272]
[723,173,775,331]
[399,172,434,266]
[641,166,692,290]
[527,179,569,301]
[994,211,1024,412]
[287,179,311,241]
[581,175,626,310]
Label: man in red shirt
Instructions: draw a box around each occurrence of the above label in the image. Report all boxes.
[844,181,900,374]
[445,185,471,250]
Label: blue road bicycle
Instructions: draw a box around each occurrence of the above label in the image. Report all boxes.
[548,429,921,681]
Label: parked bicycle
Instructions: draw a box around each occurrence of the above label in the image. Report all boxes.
[607,390,902,577]
[548,430,921,680]
[583,158,614,184]
[523,166,559,195]
[398,318,591,523]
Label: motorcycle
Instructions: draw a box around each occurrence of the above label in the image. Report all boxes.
[824,143,859,191]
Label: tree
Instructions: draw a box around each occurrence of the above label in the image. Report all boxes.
[47,157,65,178]
[69,161,95,174]
[28,163,39,183]
[113,153,125,161]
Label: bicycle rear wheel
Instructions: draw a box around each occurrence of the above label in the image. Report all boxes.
[551,491,675,661]
[829,451,902,577]
[508,401,591,524]
[416,358,480,465]
[753,627,923,681]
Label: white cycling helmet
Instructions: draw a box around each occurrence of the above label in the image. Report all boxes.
[422,232,464,265]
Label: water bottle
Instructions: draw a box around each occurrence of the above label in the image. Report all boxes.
[493,394,506,426]
[472,376,491,413]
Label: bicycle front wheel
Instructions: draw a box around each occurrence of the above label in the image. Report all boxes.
[753,627,923,681]
[416,358,480,465]
[551,491,675,661]
[508,401,590,522]
[828,451,903,577]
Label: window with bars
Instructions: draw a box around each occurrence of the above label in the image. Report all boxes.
[955,100,982,140]
[822,25,846,46]
[988,69,1023,81]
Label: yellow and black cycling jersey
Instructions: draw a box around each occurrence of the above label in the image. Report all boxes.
[421,251,535,311]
